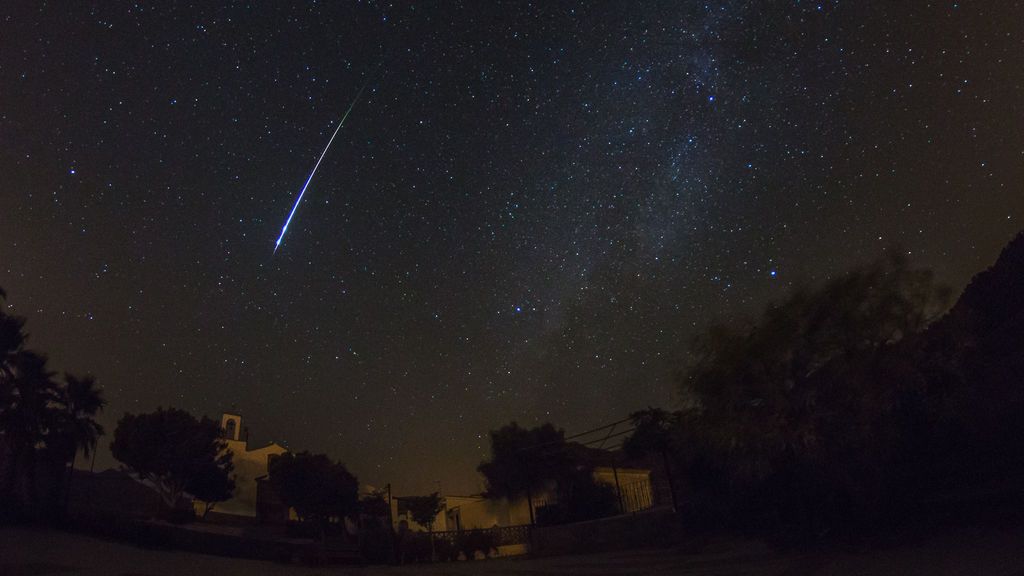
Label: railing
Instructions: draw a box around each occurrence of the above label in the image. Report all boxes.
[619,479,654,513]
[493,523,531,546]
[426,523,532,547]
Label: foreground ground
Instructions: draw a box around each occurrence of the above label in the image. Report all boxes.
[3,525,1024,576]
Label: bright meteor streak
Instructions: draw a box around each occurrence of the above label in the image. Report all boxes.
[274,83,367,253]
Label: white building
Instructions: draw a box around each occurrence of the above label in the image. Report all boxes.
[193,412,288,518]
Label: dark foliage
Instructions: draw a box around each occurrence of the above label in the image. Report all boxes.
[624,407,680,510]
[398,530,433,563]
[266,451,359,539]
[403,492,444,532]
[537,467,620,525]
[188,461,236,518]
[479,421,626,526]
[358,488,390,516]
[396,529,498,563]
[654,236,1024,540]
[109,407,233,514]
[357,514,394,563]
[0,287,105,521]
[456,528,498,560]
[401,492,444,560]
[478,422,574,523]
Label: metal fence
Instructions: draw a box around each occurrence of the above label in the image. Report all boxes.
[619,479,654,513]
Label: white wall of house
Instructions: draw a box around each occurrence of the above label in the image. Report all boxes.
[193,413,288,518]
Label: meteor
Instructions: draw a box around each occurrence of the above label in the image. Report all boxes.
[273,82,367,253]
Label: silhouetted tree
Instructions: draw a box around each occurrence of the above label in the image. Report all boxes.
[478,422,573,525]
[267,451,359,541]
[187,461,236,518]
[0,287,20,510]
[110,407,233,513]
[403,492,445,560]
[623,407,680,511]
[51,373,105,511]
[0,350,59,512]
[0,288,107,519]
[53,374,105,462]
[678,251,951,533]
[359,488,390,517]
[557,465,620,523]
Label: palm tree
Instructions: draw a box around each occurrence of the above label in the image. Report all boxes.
[0,287,105,517]
[55,374,105,458]
[53,373,105,511]
[0,350,60,512]
[0,286,23,498]
[0,286,27,417]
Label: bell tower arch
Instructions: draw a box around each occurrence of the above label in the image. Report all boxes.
[221,413,242,441]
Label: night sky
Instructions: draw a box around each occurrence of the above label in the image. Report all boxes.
[1,2,1021,495]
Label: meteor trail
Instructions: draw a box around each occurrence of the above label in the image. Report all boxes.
[273,82,367,253]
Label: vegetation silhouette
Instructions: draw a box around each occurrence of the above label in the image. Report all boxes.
[110,407,234,519]
[188,459,236,518]
[0,287,105,521]
[266,450,359,542]
[477,422,573,525]
[623,407,680,511]
[479,421,629,526]
[402,492,444,560]
[616,234,1024,542]
[6,229,1024,560]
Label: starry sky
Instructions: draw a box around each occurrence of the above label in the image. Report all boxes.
[1,2,1022,495]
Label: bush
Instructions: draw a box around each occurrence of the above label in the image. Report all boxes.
[398,531,431,563]
[359,516,393,563]
[285,519,347,540]
[457,528,497,560]
[434,535,459,562]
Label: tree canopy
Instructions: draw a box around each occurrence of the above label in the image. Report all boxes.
[651,250,981,534]
[478,422,573,499]
[403,492,444,532]
[188,460,236,518]
[477,422,573,524]
[267,451,359,533]
[680,252,950,483]
[110,407,233,510]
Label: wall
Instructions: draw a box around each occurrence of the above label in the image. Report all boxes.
[195,439,287,517]
[392,493,538,532]
[443,495,529,530]
[531,507,681,556]
[593,467,654,513]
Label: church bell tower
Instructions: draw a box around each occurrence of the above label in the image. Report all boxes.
[220,412,242,442]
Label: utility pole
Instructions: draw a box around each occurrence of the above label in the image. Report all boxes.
[612,465,624,514]
[386,483,398,564]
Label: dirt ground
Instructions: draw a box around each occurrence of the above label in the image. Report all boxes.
[3,525,1024,575]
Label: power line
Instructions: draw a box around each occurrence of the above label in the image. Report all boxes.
[564,416,634,442]
[515,416,636,454]
[582,427,635,447]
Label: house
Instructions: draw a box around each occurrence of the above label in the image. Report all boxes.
[391,493,536,533]
[391,445,658,533]
[193,412,288,519]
